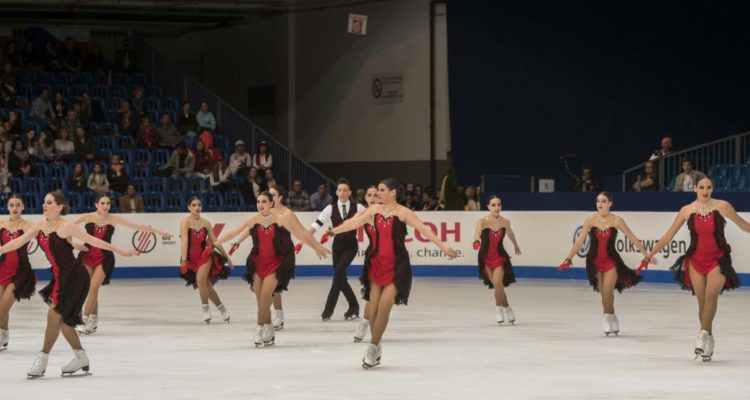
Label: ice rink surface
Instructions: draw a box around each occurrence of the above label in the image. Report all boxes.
[1,277,748,399]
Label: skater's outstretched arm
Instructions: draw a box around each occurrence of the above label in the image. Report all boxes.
[563,216,593,262]
[278,212,330,259]
[180,218,189,264]
[614,216,650,259]
[214,215,258,246]
[506,220,522,256]
[646,206,689,260]
[71,213,90,225]
[401,207,457,258]
[60,222,138,257]
[0,222,40,255]
[206,224,231,267]
[110,215,172,239]
[330,206,374,235]
[716,200,750,233]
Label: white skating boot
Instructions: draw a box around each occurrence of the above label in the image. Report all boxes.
[217,304,230,323]
[262,324,275,346]
[272,309,284,331]
[503,306,516,325]
[354,319,369,342]
[362,343,382,369]
[695,330,713,361]
[84,315,98,335]
[602,314,614,336]
[27,352,49,379]
[609,314,619,335]
[202,304,211,324]
[254,325,264,347]
[61,349,91,377]
[495,306,505,324]
[0,328,8,351]
[76,315,89,335]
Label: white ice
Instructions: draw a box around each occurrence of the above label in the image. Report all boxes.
[1,277,748,399]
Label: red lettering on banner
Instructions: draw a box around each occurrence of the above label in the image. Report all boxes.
[212,224,225,237]
[414,222,437,243]
[442,222,460,242]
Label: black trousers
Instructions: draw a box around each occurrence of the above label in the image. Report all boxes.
[323,239,359,314]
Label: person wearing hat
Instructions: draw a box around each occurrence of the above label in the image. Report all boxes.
[252,141,273,171]
[229,140,252,176]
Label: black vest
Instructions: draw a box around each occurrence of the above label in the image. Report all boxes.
[331,201,358,243]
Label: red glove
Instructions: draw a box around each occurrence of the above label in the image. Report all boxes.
[472,240,480,251]
[228,243,239,256]
[320,233,330,244]
[558,260,572,271]
[180,263,188,275]
[636,260,649,276]
[294,243,303,254]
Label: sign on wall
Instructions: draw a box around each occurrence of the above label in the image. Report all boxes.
[371,72,404,104]
[348,14,368,35]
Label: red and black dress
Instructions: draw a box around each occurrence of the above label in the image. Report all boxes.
[77,223,116,285]
[0,228,36,300]
[585,228,641,293]
[478,228,516,288]
[37,231,90,327]
[180,227,230,288]
[244,224,295,292]
[671,211,740,293]
[360,214,411,305]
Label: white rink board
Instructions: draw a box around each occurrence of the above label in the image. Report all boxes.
[19,211,750,273]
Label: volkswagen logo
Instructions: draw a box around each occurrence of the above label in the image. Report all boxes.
[132,231,157,254]
[573,225,590,258]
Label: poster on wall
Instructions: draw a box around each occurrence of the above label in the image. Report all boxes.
[371,72,403,104]
[348,14,368,35]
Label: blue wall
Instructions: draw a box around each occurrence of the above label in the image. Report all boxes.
[447,0,750,183]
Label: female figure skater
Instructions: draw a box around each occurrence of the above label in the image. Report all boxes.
[215,191,329,347]
[472,195,520,325]
[0,194,37,351]
[330,179,457,369]
[0,191,137,378]
[559,191,648,336]
[353,185,379,342]
[73,193,172,335]
[645,177,747,361]
[179,196,232,324]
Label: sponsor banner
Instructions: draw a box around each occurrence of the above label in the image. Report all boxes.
[22,211,750,274]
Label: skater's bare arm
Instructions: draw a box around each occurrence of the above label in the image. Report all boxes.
[71,213,89,225]
[647,208,689,259]
[110,215,172,238]
[615,216,649,258]
[64,222,137,256]
[716,200,750,233]
[402,208,457,258]
[0,222,39,255]
[180,219,189,263]
[564,217,593,261]
[331,207,373,235]
[506,221,522,256]
[473,219,483,242]
[215,216,256,246]
[279,213,330,259]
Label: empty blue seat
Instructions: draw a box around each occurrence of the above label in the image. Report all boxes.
[134,149,152,164]
[144,194,165,212]
[105,97,122,111]
[186,176,207,193]
[23,121,41,134]
[132,164,151,180]
[51,162,70,179]
[91,85,107,99]
[33,71,52,84]
[95,135,116,152]
[52,72,72,85]
[26,177,47,194]
[153,149,170,165]
[149,178,167,194]
[146,86,163,97]
[201,192,224,211]
[131,179,149,194]
[112,73,129,85]
[164,193,185,211]
[146,97,161,111]
[8,178,24,194]
[108,85,127,98]
[68,192,84,213]
[128,73,147,86]
[167,177,187,192]
[31,162,50,177]
[22,194,41,213]
[48,177,68,192]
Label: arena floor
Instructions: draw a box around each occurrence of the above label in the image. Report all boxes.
[2,277,748,399]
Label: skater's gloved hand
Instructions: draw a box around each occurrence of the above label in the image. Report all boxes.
[636,259,649,276]
[294,243,303,254]
[320,232,330,244]
[558,259,572,271]
[472,240,480,251]
[228,242,239,256]
[179,262,188,275]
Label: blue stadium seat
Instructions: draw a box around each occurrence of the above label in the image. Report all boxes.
[112,73,129,85]
[135,149,152,164]
[71,73,93,85]
[144,194,165,212]
[131,179,149,194]
[164,193,185,211]
[68,192,84,213]
[51,162,70,179]
[20,84,33,97]
[201,191,224,211]
[108,85,127,98]
[26,177,47,194]
[52,72,72,85]
[95,135,116,152]
[153,149,170,165]
[9,178,24,194]
[186,176,207,193]
[33,71,52,84]
[23,121,41,134]
[91,85,107,99]
[146,97,161,111]
[128,73,147,86]
[224,191,244,211]
[146,86,163,97]
[71,84,89,97]
[132,164,151,180]
[149,178,167,194]
[118,136,135,149]
[105,97,122,112]
[31,162,50,177]
[167,177,187,192]
[22,194,41,213]
[48,177,68,192]
[51,84,70,98]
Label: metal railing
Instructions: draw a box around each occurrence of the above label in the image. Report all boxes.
[622,131,750,191]
[134,36,334,194]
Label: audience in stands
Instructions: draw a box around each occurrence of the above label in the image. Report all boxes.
[69,162,86,191]
[422,192,441,211]
[176,101,197,137]
[209,161,231,192]
[650,136,673,160]
[464,185,480,211]
[197,128,214,152]
[573,165,600,192]
[136,116,158,148]
[240,166,261,204]
[252,140,272,171]
[54,128,75,162]
[107,154,130,194]
[195,101,216,131]
[674,158,705,192]
[405,193,419,211]
[5,43,22,68]
[4,109,21,136]
[52,91,67,117]
[117,100,138,137]
[22,128,36,158]
[33,130,54,161]
[73,127,97,163]
[1,63,18,108]
[193,140,214,177]
[0,156,9,193]
[309,182,332,211]
[71,101,87,127]
[157,142,194,177]
[264,168,277,190]
[633,161,659,192]
[87,163,110,193]
[131,88,146,117]
[157,113,182,149]
[80,92,104,123]
[60,110,81,136]
[61,37,82,73]
[114,38,137,73]
[8,139,31,176]
[229,140,251,176]
[83,44,107,74]
[30,88,53,123]
[120,183,144,213]
[285,179,311,211]
[42,42,62,71]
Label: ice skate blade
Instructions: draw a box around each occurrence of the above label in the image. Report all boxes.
[701,355,712,362]
[27,371,45,379]
[223,318,230,323]
[62,366,91,378]
[254,342,263,347]
[353,337,363,343]
[695,348,703,356]
[273,323,284,331]
[263,341,275,347]
[0,344,7,351]
[362,358,381,369]
[204,320,211,324]
[345,314,360,321]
